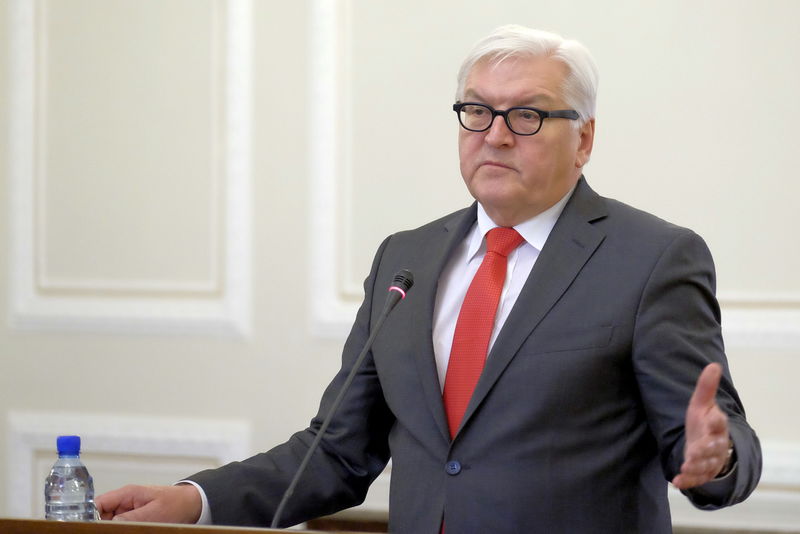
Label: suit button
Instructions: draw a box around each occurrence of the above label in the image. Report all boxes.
[445,460,462,475]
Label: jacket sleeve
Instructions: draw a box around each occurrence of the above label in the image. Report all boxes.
[188,235,396,527]
[632,229,762,509]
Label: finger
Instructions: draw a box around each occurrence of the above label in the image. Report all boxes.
[683,440,726,465]
[96,485,145,518]
[673,461,721,489]
[95,491,117,516]
[675,437,731,489]
[112,502,160,523]
[681,449,727,474]
[673,472,712,490]
[688,363,722,412]
[705,409,729,436]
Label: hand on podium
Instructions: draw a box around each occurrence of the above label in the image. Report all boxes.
[96,483,202,523]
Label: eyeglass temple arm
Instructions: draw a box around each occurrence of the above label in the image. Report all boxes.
[546,109,580,120]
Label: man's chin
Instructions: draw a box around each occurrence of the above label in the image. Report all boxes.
[468,180,520,207]
[471,192,526,222]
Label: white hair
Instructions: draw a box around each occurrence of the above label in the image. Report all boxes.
[455,25,599,125]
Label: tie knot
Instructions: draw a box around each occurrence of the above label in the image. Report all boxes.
[486,227,524,257]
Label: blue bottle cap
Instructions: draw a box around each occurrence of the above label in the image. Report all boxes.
[56,435,81,456]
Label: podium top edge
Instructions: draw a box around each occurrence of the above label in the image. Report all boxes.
[0,518,356,534]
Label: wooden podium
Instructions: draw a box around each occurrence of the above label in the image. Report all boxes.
[0,518,362,534]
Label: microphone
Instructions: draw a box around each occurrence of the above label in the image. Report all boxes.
[382,269,414,314]
[270,269,414,528]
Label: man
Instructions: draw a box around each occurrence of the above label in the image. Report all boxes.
[97,25,761,533]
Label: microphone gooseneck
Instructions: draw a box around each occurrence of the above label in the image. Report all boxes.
[270,269,414,529]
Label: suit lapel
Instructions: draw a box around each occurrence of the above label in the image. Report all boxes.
[457,178,609,436]
[411,205,478,443]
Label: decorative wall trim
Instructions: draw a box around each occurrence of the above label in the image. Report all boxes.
[6,410,250,519]
[669,488,800,531]
[722,307,800,350]
[308,0,359,338]
[306,0,800,350]
[7,0,252,336]
[30,1,223,297]
[760,441,800,488]
[720,291,800,307]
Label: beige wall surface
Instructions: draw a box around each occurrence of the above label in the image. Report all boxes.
[2,0,799,529]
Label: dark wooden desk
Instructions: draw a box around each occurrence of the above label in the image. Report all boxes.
[0,518,362,534]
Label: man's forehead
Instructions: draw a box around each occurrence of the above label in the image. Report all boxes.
[462,55,566,106]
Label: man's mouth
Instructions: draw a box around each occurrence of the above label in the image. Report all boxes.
[481,160,513,170]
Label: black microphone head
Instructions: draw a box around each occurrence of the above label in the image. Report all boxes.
[392,269,414,293]
[384,270,414,312]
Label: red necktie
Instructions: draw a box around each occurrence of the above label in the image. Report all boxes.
[442,227,524,439]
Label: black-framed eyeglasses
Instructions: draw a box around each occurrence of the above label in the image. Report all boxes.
[453,102,580,136]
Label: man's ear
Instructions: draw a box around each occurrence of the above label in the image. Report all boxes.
[575,118,595,168]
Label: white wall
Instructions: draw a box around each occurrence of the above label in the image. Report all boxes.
[2,0,799,530]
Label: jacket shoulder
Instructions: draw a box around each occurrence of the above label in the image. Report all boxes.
[599,195,701,244]
[389,205,475,242]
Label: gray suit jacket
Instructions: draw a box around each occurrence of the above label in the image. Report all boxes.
[190,178,761,533]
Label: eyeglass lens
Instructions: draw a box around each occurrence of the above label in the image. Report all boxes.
[458,104,542,135]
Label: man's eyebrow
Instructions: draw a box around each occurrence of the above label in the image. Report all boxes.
[517,94,558,107]
[526,94,557,106]
[461,89,558,107]
[462,88,485,102]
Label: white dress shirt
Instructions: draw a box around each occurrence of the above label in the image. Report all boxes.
[432,188,574,391]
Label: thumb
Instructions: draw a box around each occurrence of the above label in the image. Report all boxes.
[689,363,722,411]
[112,504,156,522]
[110,497,171,523]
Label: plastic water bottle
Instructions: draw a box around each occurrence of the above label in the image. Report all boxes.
[44,435,96,521]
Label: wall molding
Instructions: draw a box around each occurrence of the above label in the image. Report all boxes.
[722,308,800,350]
[31,1,221,297]
[668,487,800,531]
[6,410,250,519]
[7,0,252,336]
[308,0,359,338]
[720,291,800,308]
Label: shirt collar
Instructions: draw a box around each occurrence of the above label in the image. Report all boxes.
[468,184,577,261]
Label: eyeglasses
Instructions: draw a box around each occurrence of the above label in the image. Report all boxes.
[453,102,580,136]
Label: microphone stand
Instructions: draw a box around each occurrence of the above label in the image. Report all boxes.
[270,270,414,528]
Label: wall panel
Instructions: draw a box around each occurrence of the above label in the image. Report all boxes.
[8,0,252,336]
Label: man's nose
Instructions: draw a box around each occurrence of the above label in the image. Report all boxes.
[484,114,515,147]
